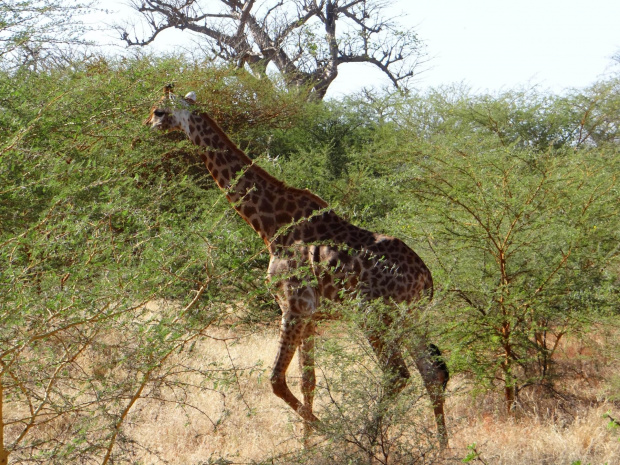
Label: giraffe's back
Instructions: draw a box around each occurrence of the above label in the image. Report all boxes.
[269,211,433,304]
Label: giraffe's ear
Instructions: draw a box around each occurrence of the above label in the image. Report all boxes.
[184,91,197,105]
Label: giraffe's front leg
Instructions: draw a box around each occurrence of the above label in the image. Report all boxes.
[270,285,319,425]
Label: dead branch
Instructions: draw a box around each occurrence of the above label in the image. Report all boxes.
[118,0,424,98]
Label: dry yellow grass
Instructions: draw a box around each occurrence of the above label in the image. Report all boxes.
[120,323,620,465]
[124,327,302,463]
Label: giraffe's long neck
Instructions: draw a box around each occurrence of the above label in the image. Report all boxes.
[184,111,327,244]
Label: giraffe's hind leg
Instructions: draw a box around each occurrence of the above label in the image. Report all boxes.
[367,331,411,398]
[365,330,411,447]
[410,341,449,448]
[298,320,317,441]
[299,320,316,415]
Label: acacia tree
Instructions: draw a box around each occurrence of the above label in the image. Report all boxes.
[391,90,620,413]
[0,57,301,464]
[119,0,424,99]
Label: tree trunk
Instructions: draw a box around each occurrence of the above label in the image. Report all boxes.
[504,384,516,415]
[501,339,517,415]
[0,378,9,465]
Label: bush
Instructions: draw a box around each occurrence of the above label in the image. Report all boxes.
[0,55,306,463]
[391,87,620,412]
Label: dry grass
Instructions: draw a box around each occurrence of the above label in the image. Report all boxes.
[446,382,620,464]
[118,322,620,465]
[124,327,304,463]
[11,299,614,464]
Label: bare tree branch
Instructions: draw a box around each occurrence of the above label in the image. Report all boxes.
[0,0,97,71]
[118,0,425,99]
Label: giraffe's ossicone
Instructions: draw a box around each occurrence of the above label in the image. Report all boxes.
[145,87,450,448]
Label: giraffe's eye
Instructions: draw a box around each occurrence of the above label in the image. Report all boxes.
[154,110,166,117]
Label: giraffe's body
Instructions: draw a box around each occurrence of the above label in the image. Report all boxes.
[146,88,449,446]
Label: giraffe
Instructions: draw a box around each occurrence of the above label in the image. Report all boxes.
[145,86,450,447]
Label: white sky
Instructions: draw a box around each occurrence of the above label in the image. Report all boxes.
[90,0,620,97]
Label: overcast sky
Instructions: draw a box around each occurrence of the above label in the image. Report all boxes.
[91,0,620,97]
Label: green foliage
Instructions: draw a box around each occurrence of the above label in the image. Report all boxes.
[270,96,409,229]
[270,99,379,178]
[391,82,620,150]
[604,411,620,443]
[0,55,304,463]
[463,443,487,464]
[1,51,619,463]
[391,86,620,411]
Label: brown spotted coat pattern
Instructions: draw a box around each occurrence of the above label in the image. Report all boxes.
[145,90,449,447]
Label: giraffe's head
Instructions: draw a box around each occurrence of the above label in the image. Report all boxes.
[145,85,197,131]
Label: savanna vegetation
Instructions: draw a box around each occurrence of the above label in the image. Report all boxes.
[1,9,619,463]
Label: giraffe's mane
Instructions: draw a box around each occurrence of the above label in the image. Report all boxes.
[197,111,329,209]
